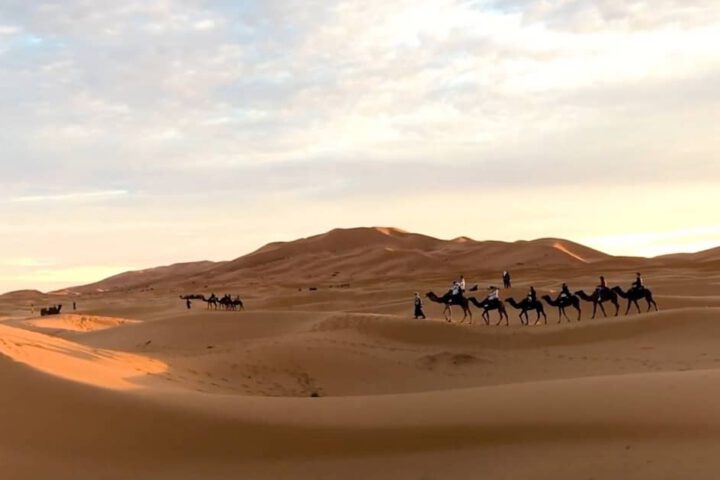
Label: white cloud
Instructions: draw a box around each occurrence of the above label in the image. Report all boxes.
[10,190,129,203]
[0,25,21,35]
[0,0,719,291]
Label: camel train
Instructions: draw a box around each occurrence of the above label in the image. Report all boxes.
[179,294,244,311]
[40,304,63,316]
[425,277,658,326]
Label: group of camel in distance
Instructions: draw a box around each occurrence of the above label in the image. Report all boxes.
[179,294,245,311]
[425,284,659,326]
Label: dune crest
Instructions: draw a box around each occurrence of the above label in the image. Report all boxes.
[25,314,140,333]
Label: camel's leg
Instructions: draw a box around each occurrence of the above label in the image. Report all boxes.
[483,311,489,326]
[575,306,582,321]
[625,300,632,315]
[591,302,598,319]
[648,298,658,311]
[633,299,641,314]
[613,300,620,316]
[598,301,607,318]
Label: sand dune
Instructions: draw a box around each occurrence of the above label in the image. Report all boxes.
[0,228,718,478]
[61,227,618,294]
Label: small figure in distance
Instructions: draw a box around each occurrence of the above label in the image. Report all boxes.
[503,271,512,289]
[556,282,572,302]
[596,275,608,298]
[186,298,192,309]
[414,292,426,319]
[448,280,461,304]
[632,272,644,293]
[527,286,537,304]
[484,286,500,306]
[73,301,77,311]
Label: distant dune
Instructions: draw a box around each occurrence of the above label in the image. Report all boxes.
[60,227,621,294]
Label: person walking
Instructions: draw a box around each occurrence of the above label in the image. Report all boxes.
[413,293,426,319]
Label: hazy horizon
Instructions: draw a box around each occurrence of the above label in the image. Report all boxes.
[2,225,717,294]
[2,1,719,292]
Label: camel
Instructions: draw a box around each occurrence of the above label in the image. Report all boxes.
[196,294,218,310]
[219,296,245,311]
[505,297,547,325]
[425,291,472,324]
[468,297,509,326]
[574,289,619,319]
[542,294,582,322]
[179,294,205,300]
[611,286,658,314]
[40,304,62,316]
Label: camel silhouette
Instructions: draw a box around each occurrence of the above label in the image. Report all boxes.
[40,304,62,316]
[611,286,658,314]
[574,289,619,319]
[505,297,547,325]
[542,294,581,322]
[219,296,245,311]
[425,291,472,324]
[468,297,509,326]
[196,294,219,310]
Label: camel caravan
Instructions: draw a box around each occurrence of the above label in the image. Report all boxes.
[40,304,63,316]
[179,293,245,311]
[423,272,659,326]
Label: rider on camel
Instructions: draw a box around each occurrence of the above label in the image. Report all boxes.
[458,275,466,294]
[596,276,608,299]
[632,272,644,292]
[557,282,572,302]
[527,286,537,304]
[447,281,461,304]
[484,286,500,306]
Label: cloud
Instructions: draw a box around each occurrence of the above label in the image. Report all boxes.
[10,190,129,203]
[0,0,718,291]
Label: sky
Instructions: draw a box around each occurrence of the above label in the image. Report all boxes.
[1,0,719,292]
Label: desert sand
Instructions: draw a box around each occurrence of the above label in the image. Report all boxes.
[0,227,719,479]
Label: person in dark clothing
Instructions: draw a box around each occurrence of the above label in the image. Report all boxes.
[557,283,572,302]
[503,271,512,288]
[527,286,537,304]
[632,272,644,292]
[413,293,426,319]
[72,301,77,311]
[596,276,608,299]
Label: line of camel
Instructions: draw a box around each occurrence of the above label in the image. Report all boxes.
[425,286,658,325]
[179,294,245,311]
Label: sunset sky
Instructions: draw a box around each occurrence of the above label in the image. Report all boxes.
[1,0,719,292]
